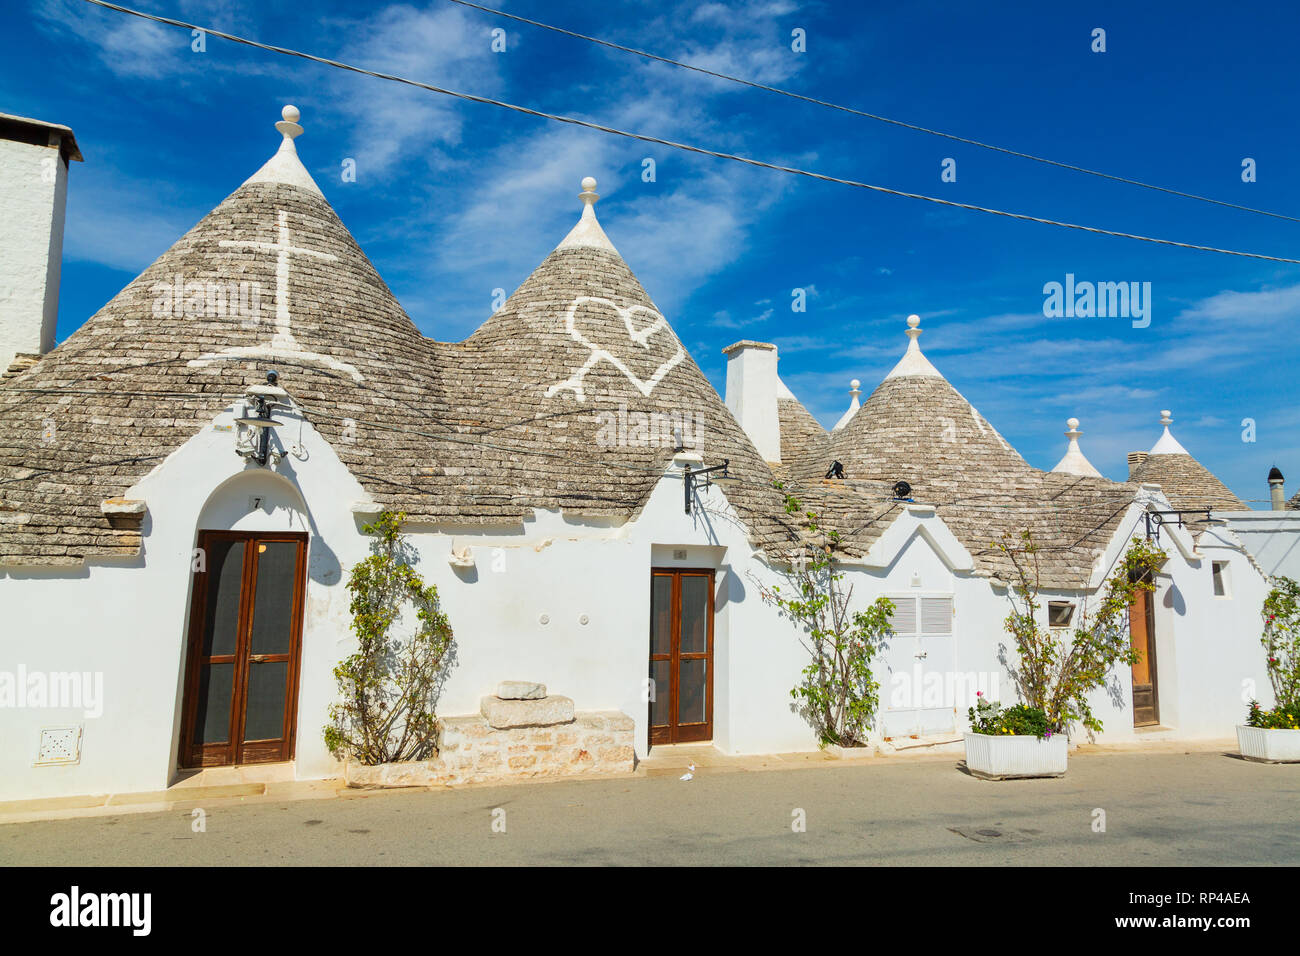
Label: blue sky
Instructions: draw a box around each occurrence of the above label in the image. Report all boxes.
[4,0,1299,505]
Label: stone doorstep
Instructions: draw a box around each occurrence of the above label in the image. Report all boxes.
[169,761,300,788]
[822,743,880,760]
[877,736,966,757]
[107,782,266,805]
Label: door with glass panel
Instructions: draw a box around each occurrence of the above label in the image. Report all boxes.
[648,569,714,745]
[180,531,308,767]
[1129,572,1159,726]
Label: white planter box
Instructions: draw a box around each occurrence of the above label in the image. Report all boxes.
[964,732,1067,780]
[1236,725,1300,763]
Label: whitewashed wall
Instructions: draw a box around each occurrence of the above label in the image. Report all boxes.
[1218,511,1300,581]
[0,416,1276,802]
[0,405,368,800]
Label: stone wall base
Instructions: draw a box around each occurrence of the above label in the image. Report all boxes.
[343,711,635,789]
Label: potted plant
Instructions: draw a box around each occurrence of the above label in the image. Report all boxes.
[963,533,1166,779]
[964,694,1066,779]
[1238,577,1300,763]
[324,510,456,787]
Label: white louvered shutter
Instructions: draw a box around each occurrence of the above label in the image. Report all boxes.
[920,596,953,635]
[891,597,918,635]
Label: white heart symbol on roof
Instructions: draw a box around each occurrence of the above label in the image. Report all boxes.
[545,295,685,402]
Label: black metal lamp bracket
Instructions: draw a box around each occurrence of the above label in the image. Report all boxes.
[684,459,731,514]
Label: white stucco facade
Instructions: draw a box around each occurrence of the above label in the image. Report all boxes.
[0,397,1277,802]
[1216,510,1300,582]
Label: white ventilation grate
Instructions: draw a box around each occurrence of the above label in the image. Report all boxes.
[35,726,82,766]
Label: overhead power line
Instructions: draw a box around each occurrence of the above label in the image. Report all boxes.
[79,0,1300,265]
[441,0,1300,226]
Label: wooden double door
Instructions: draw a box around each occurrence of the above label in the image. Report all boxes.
[180,531,308,768]
[649,569,714,745]
[1129,575,1159,726]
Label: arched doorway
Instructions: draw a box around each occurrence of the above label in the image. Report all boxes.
[177,472,311,767]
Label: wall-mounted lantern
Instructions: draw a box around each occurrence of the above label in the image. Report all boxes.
[234,370,290,466]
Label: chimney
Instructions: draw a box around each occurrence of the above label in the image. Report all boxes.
[722,340,780,462]
[0,112,82,375]
[1127,451,1148,479]
[1269,466,1285,511]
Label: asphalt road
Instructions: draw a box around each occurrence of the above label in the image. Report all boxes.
[2,750,1298,865]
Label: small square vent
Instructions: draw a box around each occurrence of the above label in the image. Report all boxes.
[35,726,82,767]
[673,549,688,561]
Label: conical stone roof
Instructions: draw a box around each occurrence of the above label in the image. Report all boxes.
[783,316,1143,587]
[0,148,799,563]
[777,392,829,471]
[447,177,797,549]
[0,107,446,564]
[1127,411,1248,513]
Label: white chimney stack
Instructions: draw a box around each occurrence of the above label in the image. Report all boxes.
[1269,466,1285,511]
[0,112,81,375]
[722,340,781,463]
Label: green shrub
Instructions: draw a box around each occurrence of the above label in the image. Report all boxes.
[967,696,1054,738]
[1261,577,1300,713]
[998,532,1166,735]
[1245,700,1300,730]
[323,511,454,765]
[754,484,893,747]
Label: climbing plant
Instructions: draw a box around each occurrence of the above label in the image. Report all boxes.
[1259,576,1300,713]
[324,510,454,765]
[752,483,894,748]
[997,532,1166,735]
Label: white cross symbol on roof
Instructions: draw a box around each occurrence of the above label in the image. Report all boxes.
[188,210,363,382]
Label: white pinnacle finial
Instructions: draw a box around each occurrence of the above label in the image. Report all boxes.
[242,103,321,195]
[833,378,862,431]
[275,104,304,141]
[557,175,617,252]
[904,315,923,344]
[1052,415,1101,477]
[885,313,941,380]
[1151,408,1188,454]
